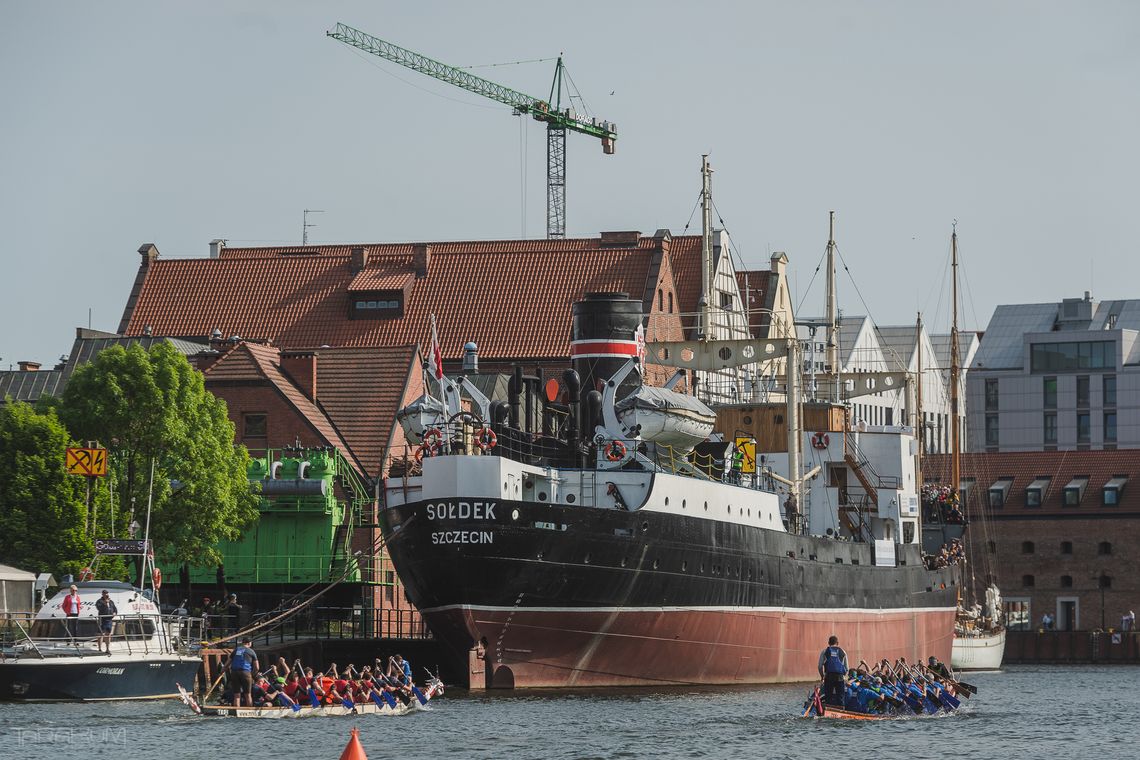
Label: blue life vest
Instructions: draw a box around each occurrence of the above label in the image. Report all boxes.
[823,646,846,674]
[231,645,255,672]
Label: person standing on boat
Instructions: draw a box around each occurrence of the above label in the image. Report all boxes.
[95,589,118,654]
[818,635,848,706]
[61,584,82,639]
[229,636,260,708]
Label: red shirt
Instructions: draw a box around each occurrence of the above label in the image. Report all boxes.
[62,593,81,615]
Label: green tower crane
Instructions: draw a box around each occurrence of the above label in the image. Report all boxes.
[327,22,617,239]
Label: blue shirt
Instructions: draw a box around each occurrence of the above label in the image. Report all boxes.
[231,645,256,672]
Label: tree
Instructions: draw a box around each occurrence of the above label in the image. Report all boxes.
[58,342,259,566]
[0,401,92,575]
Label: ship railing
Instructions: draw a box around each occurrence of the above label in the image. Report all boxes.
[247,606,431,647]
[0,612,199,658]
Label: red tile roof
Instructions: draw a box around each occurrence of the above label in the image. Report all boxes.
[926,450,1140,514]
[121,235,705,362]
[202,342,419,478]
[347,269,414,292]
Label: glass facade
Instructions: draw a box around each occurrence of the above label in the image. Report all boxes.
[1043,376,1057,408]
[1030,340,1114,372]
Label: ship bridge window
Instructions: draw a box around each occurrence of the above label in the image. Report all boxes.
[1025,478,1050,508]
[988,478,1013,508]
[1063,477,1089,507]
[1104,476,1127,506]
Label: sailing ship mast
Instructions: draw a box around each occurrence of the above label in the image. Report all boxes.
[825,212,839,402]
[950,226,961,496]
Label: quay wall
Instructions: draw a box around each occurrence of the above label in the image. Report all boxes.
[1006,630,1140,664]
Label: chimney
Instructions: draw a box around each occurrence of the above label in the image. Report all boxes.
[17,361,41,372]
[351,247,369,272]
[209,239,226,259]
[281,351,318,401]
[194,349,224,372]
[600,231,641,248]
[413,244,432,278]
[137,243,159,264]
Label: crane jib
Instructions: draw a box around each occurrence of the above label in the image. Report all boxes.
[327,23,616,143]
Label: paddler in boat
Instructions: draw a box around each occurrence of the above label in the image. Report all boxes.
[927,655,953,680]
[387,653,413,686]
[260,675,298,709]
[817,635,849,706]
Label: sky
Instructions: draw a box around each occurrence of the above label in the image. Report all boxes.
[2,1,1137,368]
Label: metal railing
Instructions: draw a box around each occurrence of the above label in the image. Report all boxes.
[248,606,430,647]
[0,612,204,658]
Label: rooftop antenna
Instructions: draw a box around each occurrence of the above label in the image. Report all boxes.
[303,209,325,245]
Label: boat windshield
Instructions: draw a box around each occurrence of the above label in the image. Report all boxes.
[30,619,101,639]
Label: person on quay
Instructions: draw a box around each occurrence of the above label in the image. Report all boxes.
[229,636,260,708]
[62,584,82,639]
[95,588,117,654]
[817,635,849,706]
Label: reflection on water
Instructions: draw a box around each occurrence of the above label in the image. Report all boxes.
[0,666,1136,759]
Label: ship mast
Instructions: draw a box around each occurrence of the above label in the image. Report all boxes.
[950,226,961,497]
[915,311,924,483]
[825,211,839,402]
[699,155,714,339]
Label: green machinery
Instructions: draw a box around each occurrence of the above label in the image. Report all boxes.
[327,22,617,240]
[191,448,366,585]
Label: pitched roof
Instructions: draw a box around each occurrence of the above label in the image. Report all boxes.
[925,449,1140,514]
[120,235,697,361]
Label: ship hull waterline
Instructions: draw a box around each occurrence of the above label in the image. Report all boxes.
[380,494,958,689]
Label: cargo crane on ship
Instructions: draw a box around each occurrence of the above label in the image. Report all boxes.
[327,22,618,239]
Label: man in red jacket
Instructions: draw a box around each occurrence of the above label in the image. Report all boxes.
[62,585,82,639]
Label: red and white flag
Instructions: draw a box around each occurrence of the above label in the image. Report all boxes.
[427,314,444,381]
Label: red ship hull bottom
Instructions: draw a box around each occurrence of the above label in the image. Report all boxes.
[425,605,957,689]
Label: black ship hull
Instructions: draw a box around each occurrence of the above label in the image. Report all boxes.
[0,655,200,701]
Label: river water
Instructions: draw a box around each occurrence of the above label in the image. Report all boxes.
[0,666,1132,760]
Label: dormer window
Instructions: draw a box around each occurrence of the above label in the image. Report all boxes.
[1104,476,1127,506]
[1062,477,1089,507]
[1025,477,1050,507]
[988,478,1013,508]
[351,291,404,319]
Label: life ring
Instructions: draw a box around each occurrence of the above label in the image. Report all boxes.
[421,427,443,448]
[79,567,94,582]
[604,440,627,462]
[811,432,830,449]
[476,427,497,451]
[152,567,162,590]
[415,442,440,463]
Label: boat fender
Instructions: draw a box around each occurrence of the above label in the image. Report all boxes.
[476,427,498,451]
[604,440,627,461]
[811,432,830,449]
[152,567,162,590]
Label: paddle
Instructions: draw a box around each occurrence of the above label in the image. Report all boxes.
[380,689,398,709]
[411,685,428,706]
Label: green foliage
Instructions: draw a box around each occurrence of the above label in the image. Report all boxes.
[0,401,92,575]
[58,343,259,566]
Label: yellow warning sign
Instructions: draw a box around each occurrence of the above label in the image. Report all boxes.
[66,447,107,477]
[734,436,757,474]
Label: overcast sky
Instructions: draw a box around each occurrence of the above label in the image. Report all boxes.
[2,1,1136,368]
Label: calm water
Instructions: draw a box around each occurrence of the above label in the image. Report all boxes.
[0,666,1133,760]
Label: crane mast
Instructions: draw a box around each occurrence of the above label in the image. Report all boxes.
[327,23,617,239]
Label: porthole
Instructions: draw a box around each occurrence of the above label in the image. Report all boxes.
[538,492,547,501]
[743,415,753,425]
[665,497,670,506]
[728,505,732,514]
[747,508,751,517]
[682,499,687,509]
[641,521,650,532]
[704,501,709,511]
[511,509,520,521]
[566,493,576,504]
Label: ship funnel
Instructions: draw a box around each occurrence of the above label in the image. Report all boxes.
[571,292,643,401]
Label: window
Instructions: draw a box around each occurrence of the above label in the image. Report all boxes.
[1043,376,1057,408]
[989,478,1013,508]
[720,292,734,310]
[985,414,999,447]
[1021,541,1035,554]
[668,292,674,313]
[351,291,404,318]
[1043,413,1057,444]
[1077,413,1090,444]
[243,413,267,438]
[658,289,663,310]
[985,379,999,411]
[1060,575,1073,588]
[1103,375,1116,407]
[1099,574,1113,589]
[1060,541,1073,555]
[1104,476,1127,506]
[1025,478,1050,507]
[1031,341,1113,372]
[1063,477,1088,507]
[1104,412,1117,443]
[1076,376,1090,408]
[1022,574,1035,588]
[1004,599,1031,631]
[1098,541,1112,556]
[987,540,997,554]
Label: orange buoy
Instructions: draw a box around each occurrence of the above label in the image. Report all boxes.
[339,728,368,760]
